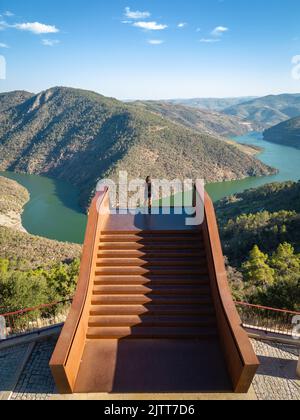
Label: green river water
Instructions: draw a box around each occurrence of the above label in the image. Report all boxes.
[1,132,300,244]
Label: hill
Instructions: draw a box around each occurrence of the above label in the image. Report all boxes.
[165,97,256,112]
[216,181,300,266]
[0,87,275,209]
[0,90,34,112]
[131,100,251,138]
[224,94,300,130]
[264,116,300,149]
[215,181,300,310]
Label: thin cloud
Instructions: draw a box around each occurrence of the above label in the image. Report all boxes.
[133,21,168,31]
[14,22,59,34]
[4,11,14,17]
[0,42,9,48]
[42,39,60,46]
[148,39,164,45]
[124,7,151,20]
[178,22,187,29]
[200,38,220,43]
[211,26,229,37]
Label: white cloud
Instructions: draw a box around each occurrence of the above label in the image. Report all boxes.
[4,11,14,17]
[177,22,187,29]
[0,42,9,48]
[42,39,60,46]
[14,22,59,34]
[125,7,151,20]
[148,39,164,45]
[211,26,229,37]
[200,38,220,43]
[133,21,168,31]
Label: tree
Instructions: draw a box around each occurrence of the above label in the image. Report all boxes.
[242,245,275,289]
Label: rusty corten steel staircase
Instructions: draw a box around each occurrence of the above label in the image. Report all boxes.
[50,188,259,394]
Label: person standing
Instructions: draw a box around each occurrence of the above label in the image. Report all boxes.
[145,176,152,214]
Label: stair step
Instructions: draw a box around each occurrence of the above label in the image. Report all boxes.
[97,249,206,258]
[90,304,215,317]
[95,266,208,276]
[100,234,201,243]
[99,242,205,251]
[91,295,212,306]
[94,275,210,286]
[88,315,216,328]
[92,285,210,296]
[102,230,200,236]
[86,326,218,340]
[96,257,206,268]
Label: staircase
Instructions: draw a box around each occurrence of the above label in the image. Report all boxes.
[87,230,217,341]
[50,190,259,395]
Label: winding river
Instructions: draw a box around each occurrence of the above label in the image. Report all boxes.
[1,132,300,244]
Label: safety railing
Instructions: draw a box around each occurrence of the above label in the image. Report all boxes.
[235,301,300,337]
[0,299,72,341]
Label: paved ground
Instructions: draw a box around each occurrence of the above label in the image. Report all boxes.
[0,337,299,400]
[252,340,300,401]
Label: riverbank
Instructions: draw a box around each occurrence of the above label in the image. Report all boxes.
[0,176,29,233]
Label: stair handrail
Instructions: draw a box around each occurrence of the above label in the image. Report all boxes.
[50,188,109,393]
[196,186,259,393]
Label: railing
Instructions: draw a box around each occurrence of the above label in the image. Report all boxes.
[235,302,300,337]
[0,299,72,341]
[199,188,259,393]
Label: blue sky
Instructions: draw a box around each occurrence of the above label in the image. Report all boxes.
[1,0,300,99]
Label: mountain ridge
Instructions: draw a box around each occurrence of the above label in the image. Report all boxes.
[0,87,275,209]
[264,115,300,149]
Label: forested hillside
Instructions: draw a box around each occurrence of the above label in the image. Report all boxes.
[224,94,300,130]
[0,177,81,312]
[264,116,300,149]
[132,100,251,137]
[0,87,275,209]
[216,181,300,310]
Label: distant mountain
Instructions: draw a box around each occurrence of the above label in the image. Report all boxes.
[165,97,257,112]
[224,94,300,130]
[0,87,275,209]
[0,90,34,113]
[264,116,300,149]
[131,100,252,138]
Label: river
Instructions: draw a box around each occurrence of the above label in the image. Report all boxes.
[1,132,300,244]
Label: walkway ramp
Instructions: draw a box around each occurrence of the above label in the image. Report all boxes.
[50,190,259,394]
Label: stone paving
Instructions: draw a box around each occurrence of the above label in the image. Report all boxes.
[9,338,57,400]
[0,337,299,400]
[252,340,300,401]
[0,343,29,398]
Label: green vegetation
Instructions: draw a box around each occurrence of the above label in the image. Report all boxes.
[0,91,33,113]
[0,257,79,313]
[224,93,300,130]
[0,175,81,313]
[132,100,249,137]
[0,225,81,270]
[165,97,257,112]
[240,243,300,311]
[0,87,275,209]
[216,181,300,310]
[264,115,300,149]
